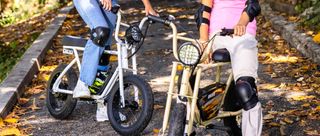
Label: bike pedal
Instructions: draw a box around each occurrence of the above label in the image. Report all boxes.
[206,124,231,132]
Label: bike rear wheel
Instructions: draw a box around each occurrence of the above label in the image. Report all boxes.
[168,103,187,136]
[46,64,77,119]
[107,75,153,136]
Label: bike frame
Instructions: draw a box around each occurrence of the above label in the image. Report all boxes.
[160,22,242,135]
[51,11,150,105]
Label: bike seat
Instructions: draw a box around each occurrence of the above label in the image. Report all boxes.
[212,48,231,62]
[62,36,88,47]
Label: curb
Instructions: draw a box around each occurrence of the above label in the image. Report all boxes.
[261,3,320,64]
[0,5,74,118]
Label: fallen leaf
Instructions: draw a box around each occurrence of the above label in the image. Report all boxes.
[29,98,41,111]
[263,114,274,120]
[39,94,46,100]
[291,95,315,101]
[304,129,319,135]
[153,128,160,134]
[0,118,4,127]
[154,105,164,110]
[301,103,310,107]
[268,122,280,127]
[313,33,320,44]
[0,127,21,136]
[4,118,18,124]
[18,98,29,105]
[283,117,294,124]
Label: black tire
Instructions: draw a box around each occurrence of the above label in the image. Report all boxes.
[168,103,187,136]
[223,80,242,136]
[46,64,77,119]
[107,75,153,136]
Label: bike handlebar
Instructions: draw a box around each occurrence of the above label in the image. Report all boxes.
[147,15,171,26]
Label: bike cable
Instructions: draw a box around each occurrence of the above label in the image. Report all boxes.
[127,21,151,59]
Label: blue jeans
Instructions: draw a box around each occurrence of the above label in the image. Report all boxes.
[73,0,117,85]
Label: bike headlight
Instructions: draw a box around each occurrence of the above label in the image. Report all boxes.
[125,25,143,45]
[178,42,200,66]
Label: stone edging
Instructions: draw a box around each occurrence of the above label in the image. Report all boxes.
[0,5,74,118]
[261,3,320,64]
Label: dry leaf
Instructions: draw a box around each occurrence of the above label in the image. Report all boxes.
[0,118,4,127]
[4,118,18,124]
[154,105,164,110]
[29,98,41,111]
[269,122,280,127]
[313,33,320,44]
[304,130,319,135]
[18,98,29,105]
[39,94,46,100]
[153,128,160,134]
[0,127,21,136]
[283,117,294,124]
[263,114,274,120]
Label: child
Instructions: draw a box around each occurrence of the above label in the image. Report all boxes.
[198,0,262,135]
[73,0,157,121]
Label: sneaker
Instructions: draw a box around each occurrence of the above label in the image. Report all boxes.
[73,80,90,98]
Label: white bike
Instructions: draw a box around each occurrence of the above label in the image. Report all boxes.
[46,6,154,135]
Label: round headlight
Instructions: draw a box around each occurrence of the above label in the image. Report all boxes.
[125,25,143,45]
[178,42,201,65]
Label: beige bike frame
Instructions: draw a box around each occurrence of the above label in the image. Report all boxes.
[160,22,242,136]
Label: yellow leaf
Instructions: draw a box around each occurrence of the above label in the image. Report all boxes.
[0,118,4,127]
[301,103,310,107]
[0,127,21,136]
[153,128,160,134]
[313,33,320,44]
[284,117,294,124]
[4,118,18,124]
[263,114,274,120]
[291,95,315,101]
[269,122,280,127]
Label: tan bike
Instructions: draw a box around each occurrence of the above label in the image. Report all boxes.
[147,15,242,136]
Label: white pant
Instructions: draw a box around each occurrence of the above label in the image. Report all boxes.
[212,33,258,81]
[212,34,263,136]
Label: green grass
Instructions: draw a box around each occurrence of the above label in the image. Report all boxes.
[0,32,40,83]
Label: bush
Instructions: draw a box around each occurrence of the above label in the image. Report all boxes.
[295,0,320,31]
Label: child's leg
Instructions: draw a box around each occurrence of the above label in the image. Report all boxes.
[229,34,262,136]
[73,0,117,86]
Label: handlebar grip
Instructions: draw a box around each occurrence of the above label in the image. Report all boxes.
[147,15,170,25]
[111,5,120,14]
[220,28,234,36]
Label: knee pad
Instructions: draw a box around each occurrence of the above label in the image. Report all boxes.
[235,76,259,111]
[90,26,111,47]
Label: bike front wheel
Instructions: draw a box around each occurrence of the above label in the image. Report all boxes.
[107,75,154,136]
[168,103,187,136]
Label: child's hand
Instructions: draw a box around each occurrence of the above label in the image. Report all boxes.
[100,0,112,11]
[234,23,246,36]
[145,7,158,16]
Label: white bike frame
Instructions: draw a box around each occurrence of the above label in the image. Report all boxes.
[52,11,150,106]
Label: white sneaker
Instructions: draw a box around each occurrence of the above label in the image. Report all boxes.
[96,102,109,122]
[96,102,127,122]
[73,80,90,98]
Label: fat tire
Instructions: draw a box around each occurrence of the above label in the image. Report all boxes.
[46,64,77,119]
[107,75,153,136]
[168,103,187,136]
